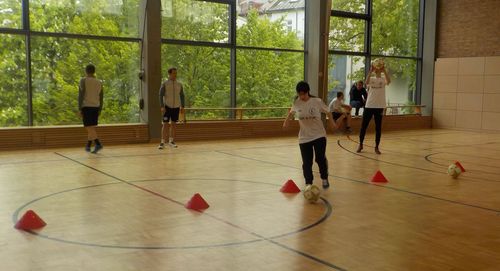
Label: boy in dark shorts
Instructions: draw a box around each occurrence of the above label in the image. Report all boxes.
[78,64,103,153]
[158,67,185,149]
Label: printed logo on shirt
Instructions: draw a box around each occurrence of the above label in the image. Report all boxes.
[297,106,318,120]
[309,107,318,115]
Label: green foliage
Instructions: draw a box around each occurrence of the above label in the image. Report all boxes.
[1,0,140,126]
[161,8,304,120]
[330,0,420,101]
[331,0,366,13]
[236,11,303,118]
[0,35,27,126]
[0,0,22,28]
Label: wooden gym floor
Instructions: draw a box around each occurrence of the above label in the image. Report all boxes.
[0,129,499,271]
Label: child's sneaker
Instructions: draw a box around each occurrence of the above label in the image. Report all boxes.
[322,179,330,189]
[356,144,363,153]
[169,141,178,148]
[85,146,91,152]
[158,143,165,150]
[92,144,103,154]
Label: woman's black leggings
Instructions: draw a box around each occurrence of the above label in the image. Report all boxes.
[359,108,384,147]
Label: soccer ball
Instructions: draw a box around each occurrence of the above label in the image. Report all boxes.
[303,184,321,203]
[447,164,461,178]
[372,58,385,70]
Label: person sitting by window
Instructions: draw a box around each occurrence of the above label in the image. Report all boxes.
[329,92,352,133]
[349,80,367,117]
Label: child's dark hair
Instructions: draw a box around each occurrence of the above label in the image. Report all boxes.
[168,67,177,74]
[296,81,310,93]
[294,81,315,101]
[337,92,344,98]
[85,64,96,74]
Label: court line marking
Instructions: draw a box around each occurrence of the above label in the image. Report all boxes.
[424,153,500,175]
[39,152,346,271]
[0,130,463,166]
[12,178,332,249]
[215,150,500,214]
[343,136,500,183]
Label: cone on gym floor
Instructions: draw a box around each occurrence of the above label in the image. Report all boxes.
[15,210,46,230]
[185,193,210,211]
[371,170,389,183]
[280,179,301,193]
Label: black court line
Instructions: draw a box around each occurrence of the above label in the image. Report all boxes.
[424,153,500,175]
[12,178,333,251]
[424,153,500,170]
[0,131,462,166]
[423,141,500,151]
[215,150,500,214]
[346,135,500,160]
[435,151,500,162]
[342,135,444,159]
[58,143,299,162]
[0,143,298,166]
[0,130,460,167]
[49,152,345,271]
[342,137,500,183]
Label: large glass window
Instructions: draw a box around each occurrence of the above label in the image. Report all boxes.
[237,0,305,49]
[161,0,229,43]
[329,0,421,114]
[382,57,417,106]
[0,34,27,126]
[161,44,230,120]
[0,0,22,28]
[31,37,140,125]
[237,49,303,118]
[329,16,365,52]
[160,0,306,120]
[327,55,365,105]
[29,0,140,37]
[372,0,419,57]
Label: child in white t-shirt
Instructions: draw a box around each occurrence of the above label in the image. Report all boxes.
[328,92,352,133]
[283,81,337,189]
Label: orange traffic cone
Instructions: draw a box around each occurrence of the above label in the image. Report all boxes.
[454,161,466,172]
[371,170,389,183]
[15,210,46,230]
[280,179,301,193]
[185,193,210,211]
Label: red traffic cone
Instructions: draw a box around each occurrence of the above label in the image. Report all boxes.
[371,170,388,183]
[454,161,466,172]
[185,193,210,211]
[15,210,46,230]
[280,179,301,193]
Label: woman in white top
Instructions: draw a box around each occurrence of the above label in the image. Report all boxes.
[283,81,337,189]
[357,63,391,154]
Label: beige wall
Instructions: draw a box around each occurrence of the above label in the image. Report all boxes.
[433,1,500,131]
[437,0,500,57]
[433,56,500,131]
